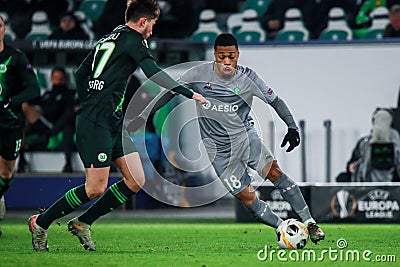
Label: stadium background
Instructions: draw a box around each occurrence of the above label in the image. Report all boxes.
[2,0,400,224]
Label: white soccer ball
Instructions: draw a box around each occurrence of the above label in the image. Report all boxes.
[276,219,309,249]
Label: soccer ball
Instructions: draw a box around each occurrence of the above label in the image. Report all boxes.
[276,219,309,249]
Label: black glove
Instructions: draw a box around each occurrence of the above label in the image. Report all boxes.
[280,128,300,152]
[0,97,12,110]
[126,116,146,134]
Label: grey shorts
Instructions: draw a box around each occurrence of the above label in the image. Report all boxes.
[208,128,274,195]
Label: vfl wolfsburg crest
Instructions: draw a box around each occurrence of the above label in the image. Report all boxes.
[233,86,242,94]
[0,56,12,74]
[98,153,107,162]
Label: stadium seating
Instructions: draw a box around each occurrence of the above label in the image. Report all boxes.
[190,9,222,43]
[234,9,266,43]
[25,11,52,41]
[74,10,95,40]
[0,12,16,42]
[240,0,270,16]
[319,7,353,41]
[364,6,389,40]
[276,8,309,42]
[226,12,243,35]
[78,0,107,24]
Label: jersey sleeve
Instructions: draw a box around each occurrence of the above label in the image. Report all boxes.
[10,51,40,105]
[177,67,197,90]
[127,35,154,63]
[139,58,193,98]
[247,68,277,104]
[247,67,298,129]
[74,50,94,102]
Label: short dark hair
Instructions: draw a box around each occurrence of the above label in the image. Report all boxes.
[214,33,238,50]
[125,0,160,23]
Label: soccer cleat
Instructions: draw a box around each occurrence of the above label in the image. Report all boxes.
[28,214,49,252]
[307,222,325,244]
[0,196,5,220]
[67,218,96,251]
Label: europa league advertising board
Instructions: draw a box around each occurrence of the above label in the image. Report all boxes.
[236,185,400,223]
[311,185,400,223]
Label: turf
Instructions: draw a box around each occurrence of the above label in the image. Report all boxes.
[0,216,399,267]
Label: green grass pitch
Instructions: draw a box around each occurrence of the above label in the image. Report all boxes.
[0,216,399,267]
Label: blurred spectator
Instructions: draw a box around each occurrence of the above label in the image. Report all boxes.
[94,0,201,39]
[260,0,316,40]
[337,108,400,182]
[49,12,89,40]
[20,67,76,173]
[336,133,372,182]
[31,0,69,29]
[152,0,199,38]
[93,0,126,39]
[352,0,394,38]
[392,86,400,135]
[383,4,400,37]
[312,0,359,39]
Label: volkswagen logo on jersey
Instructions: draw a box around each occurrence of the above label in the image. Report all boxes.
[98,153,107,162]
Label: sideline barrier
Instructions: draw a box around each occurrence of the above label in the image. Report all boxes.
[236,182,400,223]
[5,174,121,210]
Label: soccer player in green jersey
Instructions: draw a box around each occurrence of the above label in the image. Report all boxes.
[0,15,41,237]
[28,0,206,252]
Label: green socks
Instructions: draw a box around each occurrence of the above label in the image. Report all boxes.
[36,184,90,229]
[78,180,135,225]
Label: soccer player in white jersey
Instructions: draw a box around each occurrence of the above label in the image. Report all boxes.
[128,33,325,243]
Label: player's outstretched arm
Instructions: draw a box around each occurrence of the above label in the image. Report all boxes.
[140,58,198,99]
[191,92,207,104]
[126,89,207,134]
[126,91,176,133]
[270,96,300,152]
[9,53,40,105]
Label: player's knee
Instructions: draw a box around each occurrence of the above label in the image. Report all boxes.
[241,197,256,207]
[125,175,145,192]
[0,169,14,180]
[86,186,107,199]
[236,187,257,207]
